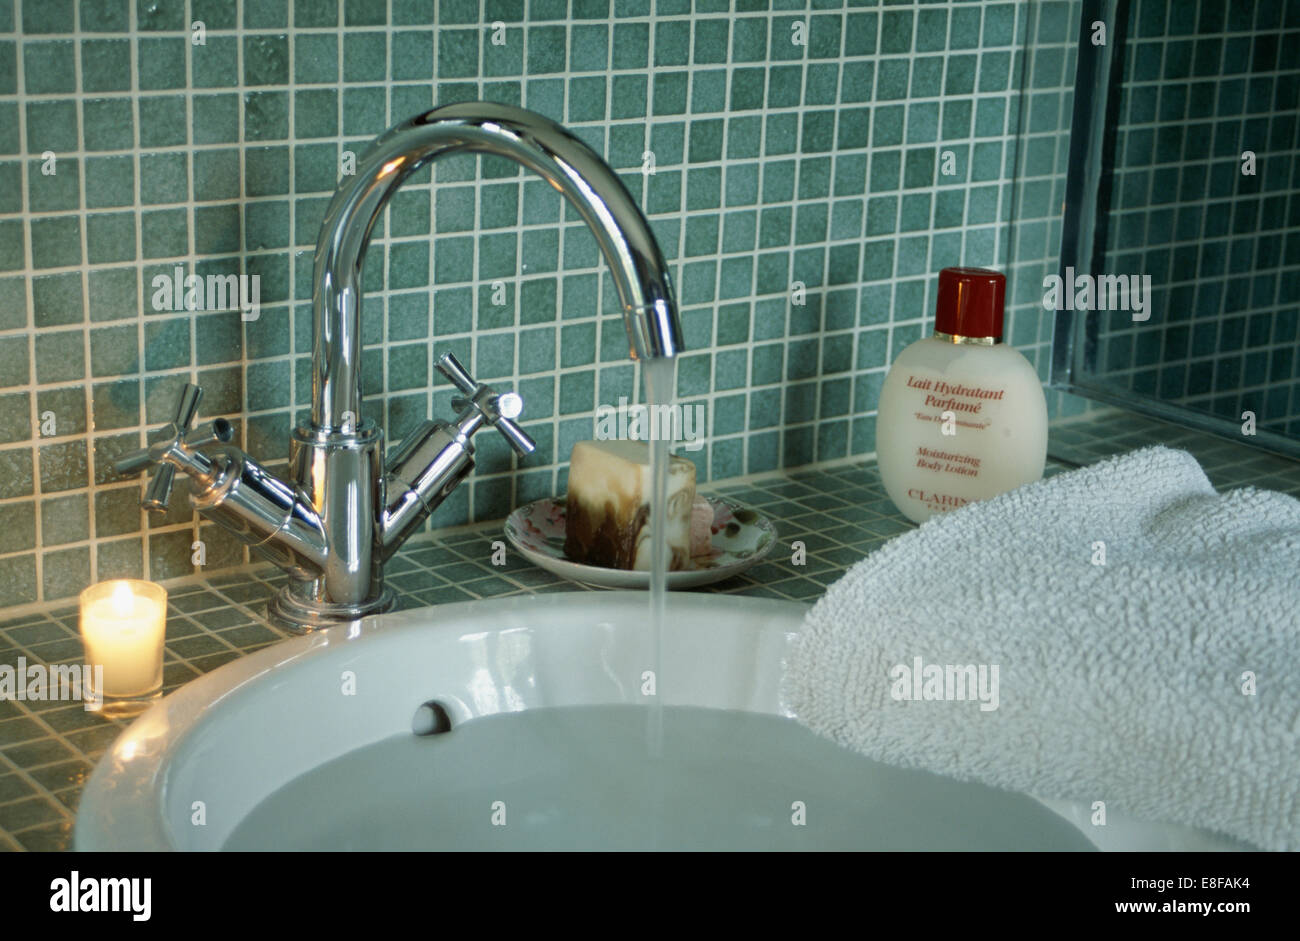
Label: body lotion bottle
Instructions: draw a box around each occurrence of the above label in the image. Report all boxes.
[876,267,1047,524]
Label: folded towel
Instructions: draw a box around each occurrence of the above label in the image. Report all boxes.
[785,446,1300,850]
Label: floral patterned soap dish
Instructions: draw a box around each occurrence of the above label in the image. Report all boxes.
[504,495,777,590]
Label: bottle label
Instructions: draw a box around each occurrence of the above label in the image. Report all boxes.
[901,373,1008,515]
[913,446,979,477]
[906,487,969,512]
[906,375,1004,418]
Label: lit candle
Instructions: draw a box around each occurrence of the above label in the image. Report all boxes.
[79,580,167,700]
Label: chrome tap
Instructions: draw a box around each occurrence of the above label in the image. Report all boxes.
[115,103,684,632]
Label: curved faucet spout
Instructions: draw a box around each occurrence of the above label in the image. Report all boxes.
[311,101,684,431]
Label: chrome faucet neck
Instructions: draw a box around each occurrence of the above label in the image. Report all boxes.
[310,101,682,432]
[117,103,684,632]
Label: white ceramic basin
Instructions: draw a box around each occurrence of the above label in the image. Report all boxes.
[75,591,1238,851]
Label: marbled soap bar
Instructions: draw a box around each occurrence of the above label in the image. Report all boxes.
[564,440,696,570]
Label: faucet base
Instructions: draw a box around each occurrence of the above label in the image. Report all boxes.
[266,582,396,634]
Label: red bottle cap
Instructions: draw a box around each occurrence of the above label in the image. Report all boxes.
[934,267,1005,341]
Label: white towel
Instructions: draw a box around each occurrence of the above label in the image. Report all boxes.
[785,446,1300,851]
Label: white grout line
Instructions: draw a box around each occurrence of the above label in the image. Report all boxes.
[0,0,1217,604]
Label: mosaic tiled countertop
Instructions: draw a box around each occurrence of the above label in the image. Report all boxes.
[0,457,921,851]
[2,409,1296,852]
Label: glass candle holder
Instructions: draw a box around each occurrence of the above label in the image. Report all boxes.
[79,579,168,718]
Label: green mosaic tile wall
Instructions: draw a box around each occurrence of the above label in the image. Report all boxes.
[1095,0,1300,437]
[0,0,1081,607]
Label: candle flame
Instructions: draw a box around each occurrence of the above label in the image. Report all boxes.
[111,581,134,617]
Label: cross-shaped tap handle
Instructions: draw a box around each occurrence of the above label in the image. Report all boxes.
[436,352,536,457]
[113,384,234,512]
[142,384,200,511]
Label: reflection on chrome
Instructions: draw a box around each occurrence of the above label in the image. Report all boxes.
[113,103,683,633]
